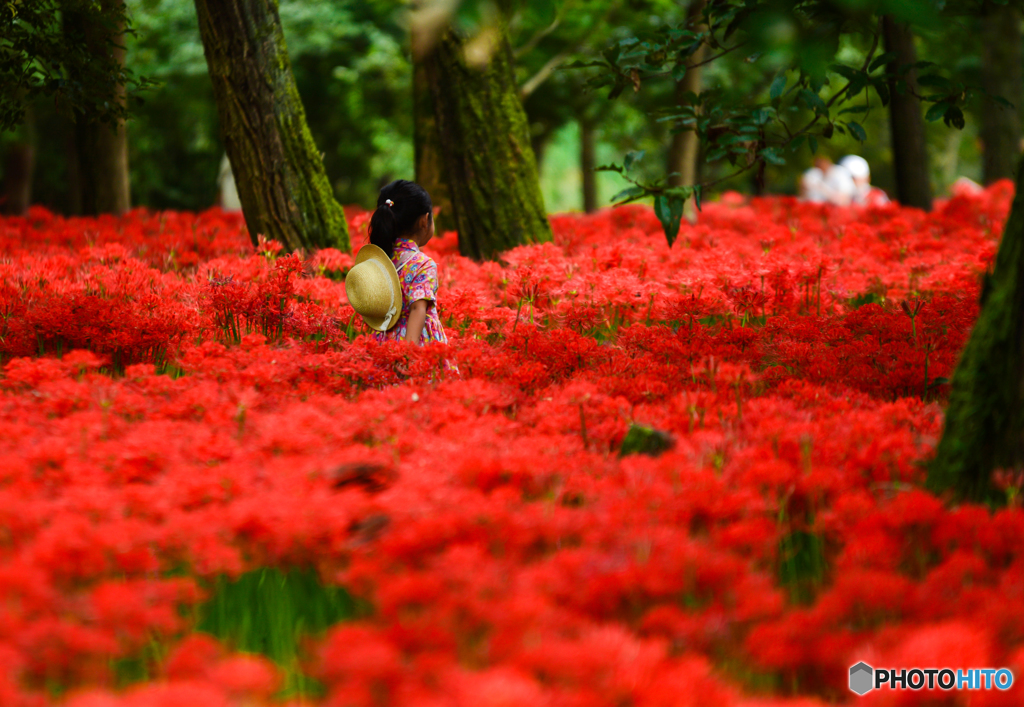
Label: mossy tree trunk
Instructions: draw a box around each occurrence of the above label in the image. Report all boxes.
[883,16,932,211]
[423,25,552,261]
[929,152,1024,502]
[193,0,348,252]
[980,2,1022,185]
[66,0,131,216]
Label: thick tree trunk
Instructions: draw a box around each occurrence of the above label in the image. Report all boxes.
[423,26,552,261]
[883,16,932,211]
[929,152,1024,502]
[580,118,597,214]
[193,0,348,252]
[980,3,1022,184]
[413,49,454,233]
[67,0,131,215]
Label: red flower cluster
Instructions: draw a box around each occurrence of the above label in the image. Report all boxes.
[0,184,1021,706]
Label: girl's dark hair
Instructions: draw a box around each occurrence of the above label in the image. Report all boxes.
[368,180,433,259]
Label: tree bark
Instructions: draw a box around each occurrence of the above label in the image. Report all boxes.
[580,118,597,214]
[883,15,932,211]
[667,0,705,192]
[423,25,552,261]
[929,151,1024,502]
[413,47,454,233]
[193,0,348,252]
[980,3,1022,184]
[2,106,35,216]
[67,0,131,216]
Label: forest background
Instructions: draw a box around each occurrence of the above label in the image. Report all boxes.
[1,0,1016,219]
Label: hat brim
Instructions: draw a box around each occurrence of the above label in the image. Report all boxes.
[352,244,403,331]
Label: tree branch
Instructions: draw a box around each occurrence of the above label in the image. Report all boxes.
[520,49,571,98]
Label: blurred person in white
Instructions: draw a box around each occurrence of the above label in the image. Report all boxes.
[801,156,856,205]
[839,155,890,206]
[217,154,242,212]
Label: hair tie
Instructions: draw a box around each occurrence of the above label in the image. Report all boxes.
[385,199,394,208]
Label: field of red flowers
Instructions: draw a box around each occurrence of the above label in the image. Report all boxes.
[0,185,1021,706]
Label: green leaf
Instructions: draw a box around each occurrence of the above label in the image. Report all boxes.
[655,194,686,248]
[916,74,952,89]
[610,186,646,204]
[770,73,787,101]
[595,163,624,173]
[705,147,728,163]
[943,106,965,130]
[798,88,827,114]
[760,147,786,165]
[671,62,687,82]
[829,64,859,80]
[846,121,867,142]
[873,79,890,106]
[623,150,646,172]
[839,105,869,115]
[693,184,702,212]
[925,101,949,122]
[808,135,819,155]
[869,51,897,73]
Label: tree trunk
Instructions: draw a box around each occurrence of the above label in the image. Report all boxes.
[980,3,1022,184]
[67,0,131,216]
[2,106,35,216]
[667,0,706,221]
[667,0,705,191]
[929,152,1024,502]
[883,15,932,211]
[413,48,454,233]
[193,0,348,252]
[580,118,597,214]
[423,25,552,261]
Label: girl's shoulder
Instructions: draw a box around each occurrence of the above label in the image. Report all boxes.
[396,248,436,270]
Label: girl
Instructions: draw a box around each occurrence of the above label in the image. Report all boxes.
[367,180,450,349]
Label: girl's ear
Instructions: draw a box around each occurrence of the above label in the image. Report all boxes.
[417,213,430,234]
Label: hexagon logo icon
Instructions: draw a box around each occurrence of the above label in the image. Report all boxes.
[850,662,873,696]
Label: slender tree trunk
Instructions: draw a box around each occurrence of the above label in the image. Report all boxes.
[580,118,597,214]
[67,0,131,215]
[668,0,706,220]
[980,3,1022,184]
[930,152,1024,502]
[2,106,35,215]
[413,46,454,233]
[423,25,552,261]
[193,0,348,251]
[667,0,705,191]
[883,15,932,211]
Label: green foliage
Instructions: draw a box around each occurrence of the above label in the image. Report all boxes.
[117,0,412,210]
[619,423,674,456]
[777,529,827,604]
[1,0,153,132]
[197,566,359,696]
[574,0,986,242]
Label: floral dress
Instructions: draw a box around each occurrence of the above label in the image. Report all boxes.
[372,238,449,346]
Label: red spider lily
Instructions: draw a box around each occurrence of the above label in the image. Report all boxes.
[0,184,1018,706]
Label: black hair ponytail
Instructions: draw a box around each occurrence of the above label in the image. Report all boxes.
[368,180,433,259]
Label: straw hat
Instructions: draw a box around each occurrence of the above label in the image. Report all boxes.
[345,244,403,331]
